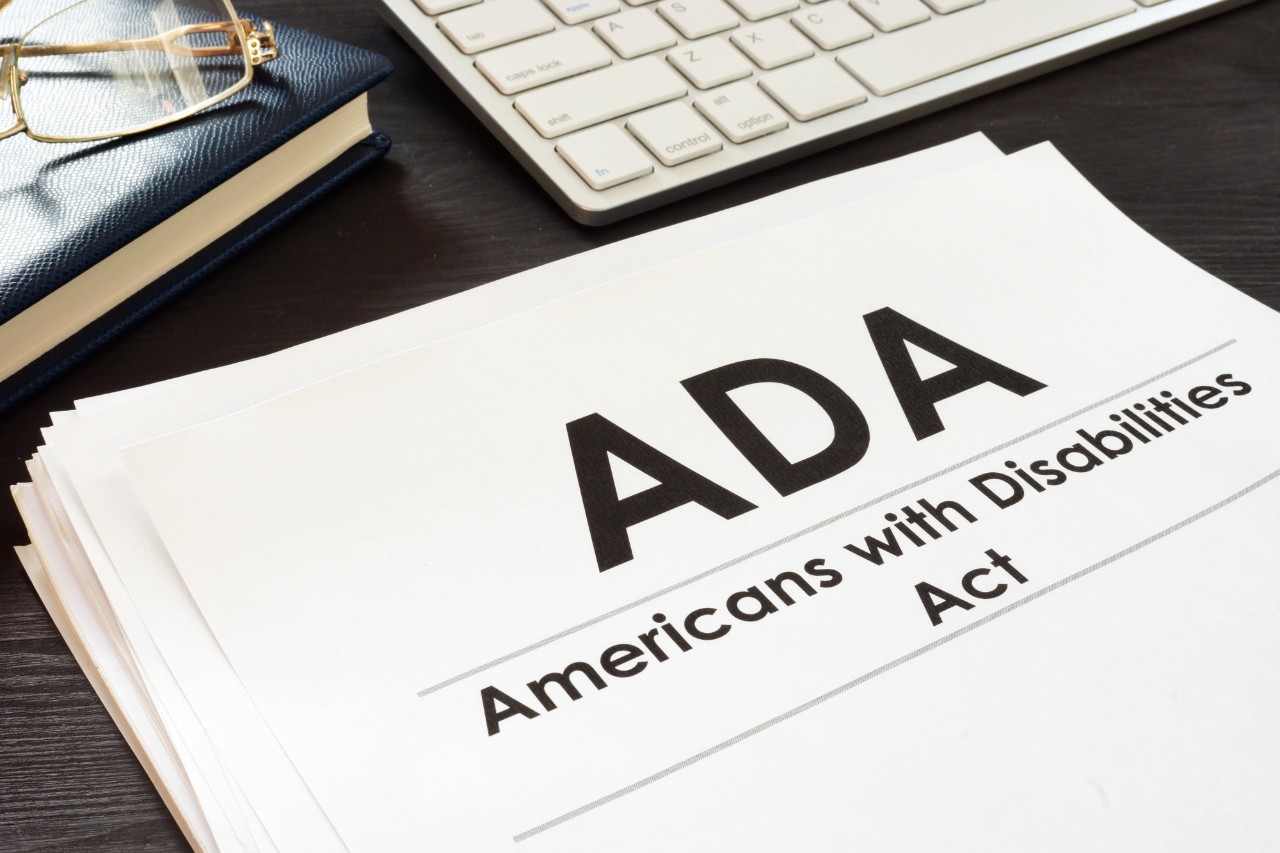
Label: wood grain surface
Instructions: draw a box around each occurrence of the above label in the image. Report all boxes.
[1,0,1277,848]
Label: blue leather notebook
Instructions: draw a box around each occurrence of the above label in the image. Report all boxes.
[0,11,393,412]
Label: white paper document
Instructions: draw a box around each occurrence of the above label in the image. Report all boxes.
[17,136,1003,852]
[112,144,1280,850]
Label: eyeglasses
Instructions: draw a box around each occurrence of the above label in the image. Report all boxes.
[1,0,278,143]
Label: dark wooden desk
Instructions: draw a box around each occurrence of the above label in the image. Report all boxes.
[1,1,1276,848]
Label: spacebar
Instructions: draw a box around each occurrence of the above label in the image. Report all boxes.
[836,0,1136,96]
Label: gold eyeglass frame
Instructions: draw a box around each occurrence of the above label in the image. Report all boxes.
[0,0,278,143]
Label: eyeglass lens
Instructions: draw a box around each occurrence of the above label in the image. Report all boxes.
[15,0,249,140]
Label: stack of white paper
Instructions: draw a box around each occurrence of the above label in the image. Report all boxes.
[13,136,1280,852]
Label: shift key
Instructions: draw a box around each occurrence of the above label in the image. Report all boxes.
[515,58,688,138]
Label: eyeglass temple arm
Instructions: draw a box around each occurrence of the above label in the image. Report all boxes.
[16,19,278,65]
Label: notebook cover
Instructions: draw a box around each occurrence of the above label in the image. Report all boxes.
[0,5,393,409]
[0,132,393,413]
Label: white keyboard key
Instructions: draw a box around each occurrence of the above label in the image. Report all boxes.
[838,0,1134,95]
[1136,0,1171,5]
[667,37,754,89]
[624,0,658,6]
[476,28,612,95]
[693,80,788,142]
[790,2,873,50]
[657,0,741,38]
[594,9,679,57]
[541,0,620,23]
[758,57,866,119]
[557,123,654,188]
[724,0,799,22]
[627,101,724,164]
[849,0,929,31]
[515,57,688,137]
[437,0,556,55]
[921,0,981,13]
[414,0,480,16]
[732,18,814,69]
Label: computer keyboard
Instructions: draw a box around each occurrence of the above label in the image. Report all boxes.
[375,0,1257,223]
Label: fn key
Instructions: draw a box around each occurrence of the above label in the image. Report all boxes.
[557,125,655,190]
